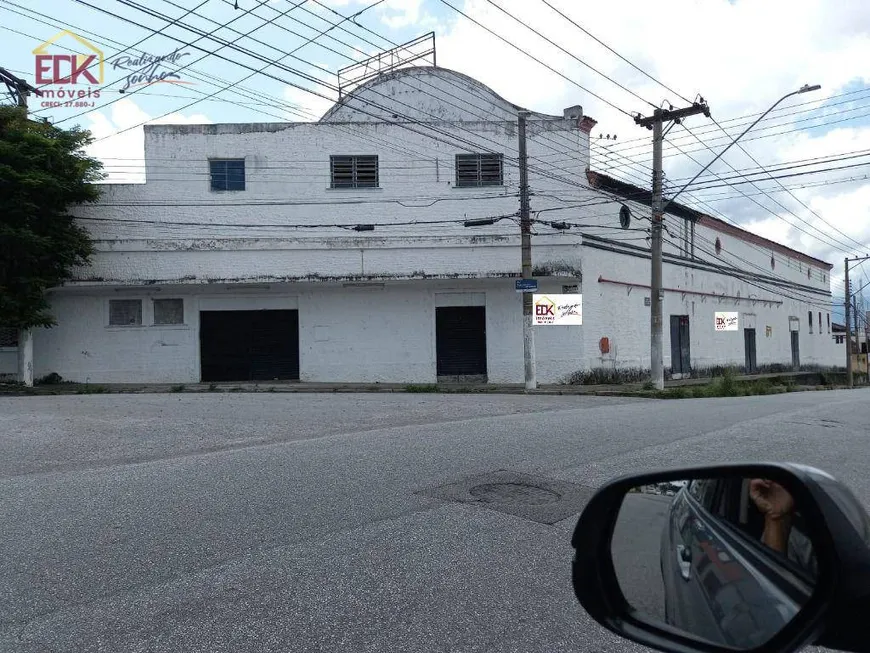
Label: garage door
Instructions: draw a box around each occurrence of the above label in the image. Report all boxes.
[200,310,299,382]
[436,306,487,377]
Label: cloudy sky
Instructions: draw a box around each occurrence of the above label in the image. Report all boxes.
[3,0,869,313]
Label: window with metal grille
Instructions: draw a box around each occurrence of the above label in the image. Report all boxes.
[153,298,184,325]
[0,326,18,347]
[109,299,142,326]
[455,153,503,187]
[209,159,245,191]
[330,155,378,188]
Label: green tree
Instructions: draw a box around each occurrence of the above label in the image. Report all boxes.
[0,106,102,329]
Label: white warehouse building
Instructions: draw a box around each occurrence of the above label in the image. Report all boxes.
[0,65,841,385]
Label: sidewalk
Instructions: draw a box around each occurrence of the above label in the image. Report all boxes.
[0,370,843,397]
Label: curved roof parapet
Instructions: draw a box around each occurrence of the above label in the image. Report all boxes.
[319,65,562,123]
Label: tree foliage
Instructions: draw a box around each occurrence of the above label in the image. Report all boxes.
[0,106,103,329]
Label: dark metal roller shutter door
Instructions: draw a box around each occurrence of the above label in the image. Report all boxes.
[200,310,299,382]
[436,306,487,376]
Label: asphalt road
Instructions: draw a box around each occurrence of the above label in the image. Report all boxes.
[2,389,868,652]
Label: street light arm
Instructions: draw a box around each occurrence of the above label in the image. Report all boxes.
[663,84,820,211]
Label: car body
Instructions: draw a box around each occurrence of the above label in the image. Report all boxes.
[660,478,816,649]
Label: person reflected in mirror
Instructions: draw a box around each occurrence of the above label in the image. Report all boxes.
[749,479,817,577]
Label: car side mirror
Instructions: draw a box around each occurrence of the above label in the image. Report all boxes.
[570,463,870,653]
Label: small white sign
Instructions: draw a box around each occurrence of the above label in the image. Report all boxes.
[715,312,739,331]
[533,294,582,325]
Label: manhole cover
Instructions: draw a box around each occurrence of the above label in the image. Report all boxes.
[469,482,561,505]
[418,470,594,524]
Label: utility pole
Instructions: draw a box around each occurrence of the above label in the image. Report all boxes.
[635,102,710,390]
[518,110,536,390]
[0,67,40,108]
[843,254,870,387]
[1,67,41,387]
[649,114,665,390]
[845,258,853,387]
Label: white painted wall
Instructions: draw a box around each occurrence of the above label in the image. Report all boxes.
[72,68,591,286]
[32,280,585,384]
[581,245,840,376]
[33,292,199,383]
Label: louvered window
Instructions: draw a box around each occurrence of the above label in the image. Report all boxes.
[330,155,379,188]
[455,153,503,187]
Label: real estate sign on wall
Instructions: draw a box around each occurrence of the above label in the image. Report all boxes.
[533,294,583,325]
[714,312,739,331]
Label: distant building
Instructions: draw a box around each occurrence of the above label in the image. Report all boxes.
[0,65,841,384]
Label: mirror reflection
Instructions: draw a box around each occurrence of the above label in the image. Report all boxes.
[611,476,818,650]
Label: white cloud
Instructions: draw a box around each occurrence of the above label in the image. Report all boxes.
[312,0,435,29]
[379,0,434,29]
[84,99,210,184]
[282,85,337,121]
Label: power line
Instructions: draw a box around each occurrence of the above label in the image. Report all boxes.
[537,0,693,105]
[29,0,213,95]
[657,230,835,308]
[56,0,318,126]
[0,13,480,172]
[89,193,519,207]
[591,87,870,155]
[435,0,636,117]
[208,0,606,185]
[11,0,860,286]
[609,102,870,163]
[9,2,592,192]
[540,162,844,289]
[707,116,868,253]
[74,212,519,229]
[661,147,870,184]
[481,0,657,108]
[0,7,310,120]
[680,159,870,192]
[75,0,604,196]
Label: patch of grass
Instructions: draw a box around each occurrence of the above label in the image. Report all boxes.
[170,384,185,393]
[208,383,218,392]
[568,367,649,385]
[268,386,276,393]
[688,364,743,380]
[228,386,244,393]
[642,381,655,391]
[404,384,439,393]
[35,372,64,385]
[716,368,739,396]
[77,384,108,395]
[656,374,787,400]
